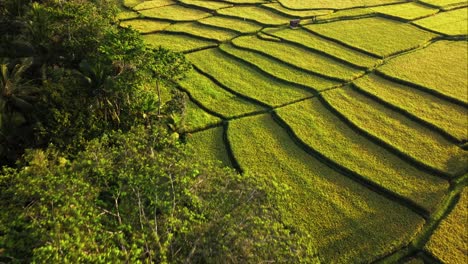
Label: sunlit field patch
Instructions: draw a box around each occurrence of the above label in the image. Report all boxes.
[228,114,425,263]
[305,17,437,57]
[353,74,468,142]
[413,7,468,35]
[378,40,468,104]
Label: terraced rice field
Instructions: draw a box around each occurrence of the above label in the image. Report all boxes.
[121,0,468,262]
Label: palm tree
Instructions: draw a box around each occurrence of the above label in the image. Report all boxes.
[0,57,39,164]
[0,57,39,132]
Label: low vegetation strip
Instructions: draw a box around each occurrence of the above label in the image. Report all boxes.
[278,0,405,10]
[187,126,232,167]
[419,0,468,9]
[413,8,468,36]
[178,0,233,10]
[186,48,311,107]
[198,16,263,33]
[313,7,376,22]
[184,101,221,132]
[228,114,425,263]
[261,3,332,18]
[424,187,468,263]
[120,19,171,33]
[178,69,264,118]
[232,35,363,81]
[370,2,438,20]
[378,40,468,105]
[217,6,289,26]
[305,17,437,57]
[138,4,211,21]
[275,98,449,212]
[264,27,378,68]
[322,88,468,177]
[353,74,468,143]
[133,0,174,11]
[164,22,238,41]
[219,44,340,91]
[142,33,217,52]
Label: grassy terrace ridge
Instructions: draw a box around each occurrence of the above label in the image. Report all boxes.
[275,98,449,212]
[187,126,232,167]
[198,16,262,33]
[413,8,468,36]
[419,0,468,9]
[186,48,311,107]
[133,0,174,10]
[177,69,264,118]
[178,0,233,10]
[142,33,217,52]
[219,43,340,91]
[378,40,468,105]
[353,74,468,143]
[120,19,171,33]
[138,4,211,21]
[263,27,379,68]
[222,0,266,4]
[228,114,425,263]
[231,35,363,81]
[369,2,438,20]
[321,88,468,177]
[424,187,468,263]
[117,10,141,20]
[261,3,332,18]
[277,0,405,10]
[123,0,144,8]
[184,100,221,132]
[305,17,438,58]
[312,7,376,22]
[216,5,290,26]
[164,22,238,41]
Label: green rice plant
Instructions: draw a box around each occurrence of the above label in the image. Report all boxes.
[275,98,449,211]
[264,27,379,68]
[179,0,233,10]
[261,3,332,18]
[420,0,467,9]
[187,48,311,107]
[378,40,468,104]
[187,126,232,167]
[370,2,438,20]
[403,257,425,264]
[120,19,171,33]
[413,8,467,35]
[231,35,363,80]
[198,16,262,33]
[305,17,437,57]
[184,100,221,131]
[425,188,468,263]
[219,43,339,91]
[322,87,468,176]
[278,0,404,10]
[353,74,468,142]
[133,0,174,11]
[164,22,238,41]
[228,114,425,263]
[217,6,289,26]
[142,33,217,52]
[123,0,144,8]
[139,4,211,21]
[178,69,264,117]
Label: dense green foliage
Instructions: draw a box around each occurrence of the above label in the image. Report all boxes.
[0,0,313,262]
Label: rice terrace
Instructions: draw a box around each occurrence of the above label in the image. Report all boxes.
[120,0,468,262]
